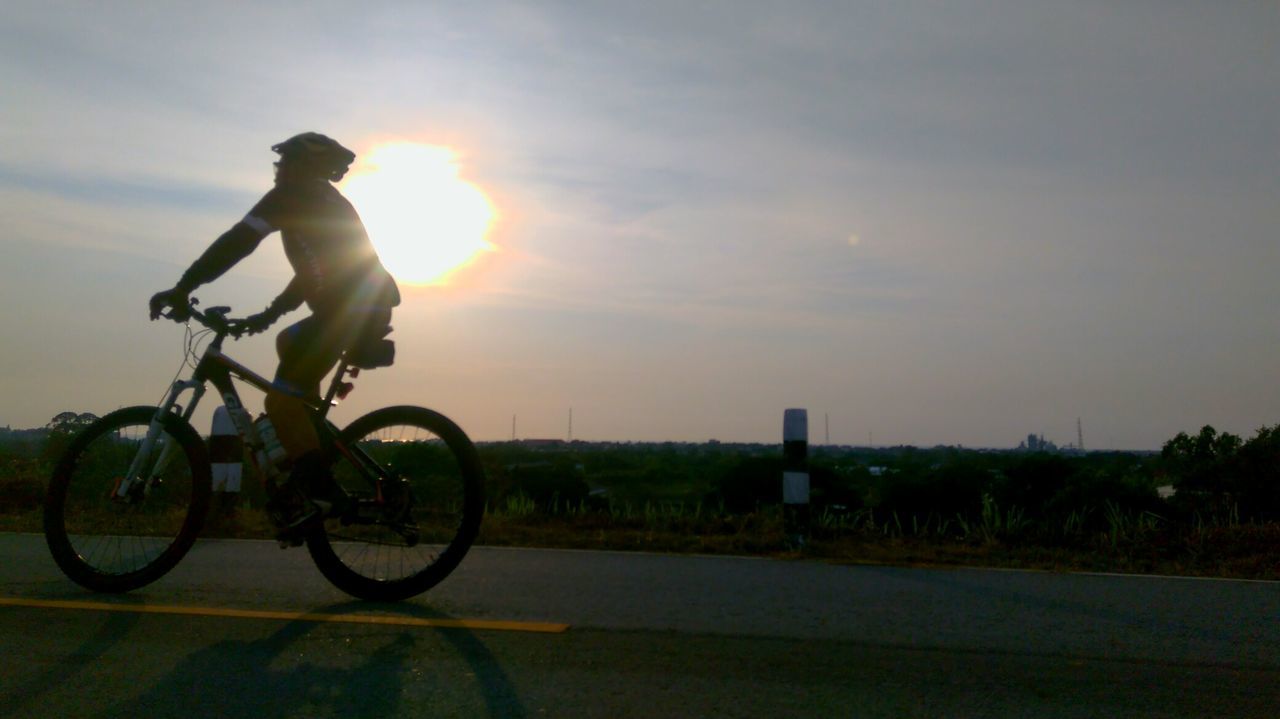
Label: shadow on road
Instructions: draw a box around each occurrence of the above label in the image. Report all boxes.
[44,600,526,719]
[0,597,141,719]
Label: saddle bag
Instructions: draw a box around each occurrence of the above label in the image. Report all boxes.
[347,326,396,369]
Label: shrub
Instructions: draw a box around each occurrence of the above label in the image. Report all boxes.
[990,453,1076,518]
[708,456,854,514]
[875,459,987,521]
[0,457,45,513]
[505,460,590,510]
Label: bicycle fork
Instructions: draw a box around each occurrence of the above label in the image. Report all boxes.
[115,379,207,501]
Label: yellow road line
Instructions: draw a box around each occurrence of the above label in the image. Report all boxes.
[0,597,569,634]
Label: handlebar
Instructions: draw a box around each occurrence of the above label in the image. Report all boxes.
[162,298,247,338]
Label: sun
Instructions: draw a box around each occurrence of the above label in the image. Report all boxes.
[340,143,497,286]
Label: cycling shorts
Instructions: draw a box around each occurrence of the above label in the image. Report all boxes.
[272,308,393,398]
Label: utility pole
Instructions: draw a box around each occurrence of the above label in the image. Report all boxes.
[1077,418,1084,452]
[825,413,830,445]
[511,414,516,442]
[568,408,573,442]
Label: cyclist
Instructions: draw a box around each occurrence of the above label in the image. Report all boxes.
[149,132,400,544]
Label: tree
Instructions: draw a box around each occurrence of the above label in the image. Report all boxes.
[1232,425,1280,521]
[40,411,101,466]
[1161,425,1243,517]
[46,411,99,433]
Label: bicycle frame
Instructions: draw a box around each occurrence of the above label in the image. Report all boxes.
[116,314,379,501]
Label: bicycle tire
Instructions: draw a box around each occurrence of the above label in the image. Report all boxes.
[307,406,484,601]
[44,406,211,593]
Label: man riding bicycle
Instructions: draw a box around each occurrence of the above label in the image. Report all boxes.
[149,132,400,544]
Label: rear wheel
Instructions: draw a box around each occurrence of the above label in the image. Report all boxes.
[307,406,484,601]
[44,406,211,592]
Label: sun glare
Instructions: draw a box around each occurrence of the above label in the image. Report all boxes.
[341,143,497,286]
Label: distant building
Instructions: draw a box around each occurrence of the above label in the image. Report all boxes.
[1017,433,1061,453]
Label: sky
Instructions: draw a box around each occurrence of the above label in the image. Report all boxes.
[2,1,1277,449]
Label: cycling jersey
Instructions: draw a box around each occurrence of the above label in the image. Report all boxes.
[178,179,399,314]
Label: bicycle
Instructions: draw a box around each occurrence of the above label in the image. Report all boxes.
[43,300,485,601]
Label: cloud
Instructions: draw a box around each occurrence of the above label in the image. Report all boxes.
[2,1,1277,446]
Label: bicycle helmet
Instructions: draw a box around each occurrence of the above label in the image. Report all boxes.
[271,132,356,182]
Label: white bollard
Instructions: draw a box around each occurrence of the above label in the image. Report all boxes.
[209,406,243,494]
[783,408,810,546]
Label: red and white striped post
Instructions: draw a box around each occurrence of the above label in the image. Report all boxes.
[783,408,810,546]
[208,406,243,514]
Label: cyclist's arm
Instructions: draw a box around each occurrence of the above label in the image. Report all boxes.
[175,219,272,293]
[267,276,305,317]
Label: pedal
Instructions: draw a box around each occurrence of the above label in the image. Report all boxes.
[275,519,312,549]
[271,498,320,548]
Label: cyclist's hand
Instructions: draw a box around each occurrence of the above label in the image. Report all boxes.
[239,310,277,336]
[149,288,190,321]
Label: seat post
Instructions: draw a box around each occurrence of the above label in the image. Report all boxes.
[321,359,352,409]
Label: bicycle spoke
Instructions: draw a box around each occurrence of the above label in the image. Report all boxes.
[307,407,483,599]
[46,407,208,592]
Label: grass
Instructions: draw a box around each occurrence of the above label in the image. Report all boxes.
[479,503,1280,580]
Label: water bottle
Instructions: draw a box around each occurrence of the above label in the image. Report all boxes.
[253,415,289,477]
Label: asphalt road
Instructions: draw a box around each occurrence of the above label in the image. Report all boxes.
[1,532,1277,717]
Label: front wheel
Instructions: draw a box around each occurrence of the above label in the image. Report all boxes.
[44,406,211,592]
[307,406,485,601]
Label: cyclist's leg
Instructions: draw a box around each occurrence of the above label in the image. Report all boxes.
[264,315,336,460]
[264,315,346,536]
[268,308,395,455]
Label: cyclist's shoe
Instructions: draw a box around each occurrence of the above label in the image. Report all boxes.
[265,480,319,548]
[293,450,350,520]
[267,450,347,547]
[274,508,319,549]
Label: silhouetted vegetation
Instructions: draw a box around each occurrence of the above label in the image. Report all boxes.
[1160,424,1280,522]
[3,417,1278,578]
